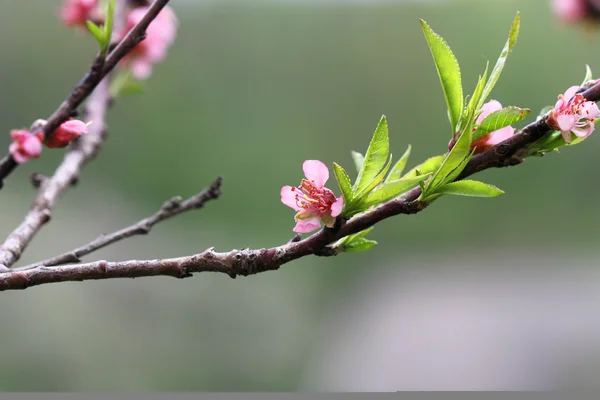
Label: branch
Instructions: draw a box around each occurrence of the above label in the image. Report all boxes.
[0,0,172,189]
[0,88,582,289]
[16,177,222,271]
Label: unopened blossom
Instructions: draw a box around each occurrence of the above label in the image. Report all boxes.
[470,100,515,154]
[547,85,600,143]
[46,120,89,148]
[9,130,43,164]
[60,0,100,27]
[122,6,178,80]
[281,160,344,233]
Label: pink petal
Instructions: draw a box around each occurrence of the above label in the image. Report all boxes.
[131,59,153,80]
[552,0,588,23]
[572,123,593,138]
[293,217,321,233]
[330,196,344,217]
[477,100,503,124]
[563,86,580,102]
[557,114,576,132]
[61,119,88,134]
[303,160,329,187]
[280,186,302,211]
[486,126,514,145]
[22,137,42,156]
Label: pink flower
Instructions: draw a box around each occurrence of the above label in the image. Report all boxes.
[59,0,100,27]
[470,100,515,154]
[46,120,89,148]
[552,0,590,23]
[548,85,600,143]
[281,160,344,233]
[9,130,43,164]
[122,6,178,80]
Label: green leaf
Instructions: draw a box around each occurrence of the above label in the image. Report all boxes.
[403,155,445,178]
[332,228,377,253]
[362,173,431,207]
[435,180,504,197]
[473,106,530,140]
[582,64,593,86]
[103,0,116,51]
[420,19,463,132]
[109,70,146,97]
[536,105,553,121]
[465,63,489,119]
[333,162,353,206]
[354,116,390,194]
[480,12,520,103]
[386,145,412,183]
[343,238,377,253]
[354,154,393,200]
[86,21,105,47]
[424,124,472,196]
[351,151,365,174]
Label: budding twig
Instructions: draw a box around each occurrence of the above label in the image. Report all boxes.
[0,0,173,189]
[16,177,222,271]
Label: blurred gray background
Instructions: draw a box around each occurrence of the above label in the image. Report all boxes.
[1,0,600,391]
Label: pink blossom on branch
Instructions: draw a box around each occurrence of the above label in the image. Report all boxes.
[121,6,178,80]
[547,85,600,143]
[470,100,515,154]
[45,120,89,148]
[59,0,101,27]
[9,130,43,164]
[281,160,344,233]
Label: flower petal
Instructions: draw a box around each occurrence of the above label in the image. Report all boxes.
[477,100,503,124]
[563,85,580,102]
[330,196,344,217]
[303,160,329,188]
[293,217,321,233]
[486,126,514,145]
[572,123,593,138]
[280,186,302,211]
[557,114,576,132]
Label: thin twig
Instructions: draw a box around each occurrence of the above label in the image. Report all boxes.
[0,0,172,189]
[17,177,222,271]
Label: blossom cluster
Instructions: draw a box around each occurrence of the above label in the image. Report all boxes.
[59,0,178,80]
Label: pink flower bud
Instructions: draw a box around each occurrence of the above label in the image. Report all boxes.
[9,130,43,164]
[121,6,178,80]
[281,160,344,233]
[470,100,515,154]
[59,0,100,27]
[547,85,600,143]
[46,120,89,148]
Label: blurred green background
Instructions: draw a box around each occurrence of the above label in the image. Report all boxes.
[1,0,600,391]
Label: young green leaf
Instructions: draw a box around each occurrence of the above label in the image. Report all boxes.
[354,116,390,194]
[343,238,377,253]
[103,0,116,51]
[582,64,593,86]
[354,154,393,200]
[465,63,489,118]
[473,106,530,140]
[420,19,463,133]
[424,124,472,196]
[480,12,520,104]
[403,155,446,178]
[351,151,365,174]
[435,180,504,197]
[385,145,412,183]
[333,162,353,206]
[362,173,431,207]
[86,21,106,48]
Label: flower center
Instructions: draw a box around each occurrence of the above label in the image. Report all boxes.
[292,179,336,213]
